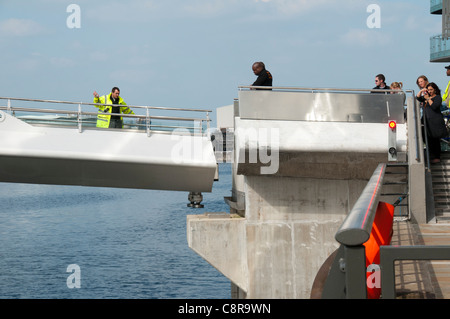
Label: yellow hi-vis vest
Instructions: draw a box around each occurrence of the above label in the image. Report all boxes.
[93,93,134,128]
[443,81,450,107]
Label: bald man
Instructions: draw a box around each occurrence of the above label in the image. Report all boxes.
[252,62,273,89]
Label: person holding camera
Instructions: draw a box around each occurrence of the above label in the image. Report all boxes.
[417,82,448,163]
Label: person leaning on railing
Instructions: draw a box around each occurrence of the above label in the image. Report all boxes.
[251,61,273,90]
[92,87,134,128]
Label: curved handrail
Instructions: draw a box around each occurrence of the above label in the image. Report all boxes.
[335,163,387,246]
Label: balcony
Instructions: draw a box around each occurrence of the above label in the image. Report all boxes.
[430,34,450,62]
[431,0,443,14]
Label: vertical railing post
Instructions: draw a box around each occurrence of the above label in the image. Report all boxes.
[344,246,367,299]
[77,103,82,133]
[146,106,150,137]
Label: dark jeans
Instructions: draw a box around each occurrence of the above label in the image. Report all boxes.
[109,118,123,128]
[428,136,441,160]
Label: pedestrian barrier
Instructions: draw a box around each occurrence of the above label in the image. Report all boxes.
[0,96,211,135]
[311,163,450,299]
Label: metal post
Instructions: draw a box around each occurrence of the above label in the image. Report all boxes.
[77,103,82,133]
[344,246,367,299]
[146,107,150,137]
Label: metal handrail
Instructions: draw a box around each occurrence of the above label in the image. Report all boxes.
[335,163,387,246]
[0,96,212,113]
[239,85,415,95]
[409,91,422,162]
[422,111,432,170]
[0,106,207,123]
[0,96,212,135]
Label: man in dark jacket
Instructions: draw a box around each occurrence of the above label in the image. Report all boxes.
[252,62,273,89]
[372,74,390,93]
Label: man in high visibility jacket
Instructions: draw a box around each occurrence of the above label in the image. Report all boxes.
[442,65,450,109]
[93,87,134,128]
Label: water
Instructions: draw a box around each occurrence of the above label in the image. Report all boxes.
[0,163,232,299]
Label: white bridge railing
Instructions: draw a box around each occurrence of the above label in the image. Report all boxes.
[0,96,212,136]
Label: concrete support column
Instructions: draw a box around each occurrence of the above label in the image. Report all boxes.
[187,173,370,298]
[187,90,410,298]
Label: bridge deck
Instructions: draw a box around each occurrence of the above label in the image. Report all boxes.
[392,220,450,299]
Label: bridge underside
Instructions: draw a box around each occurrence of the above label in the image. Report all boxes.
[0,154,215,192]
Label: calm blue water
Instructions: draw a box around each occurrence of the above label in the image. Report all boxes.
[0,163,232,299]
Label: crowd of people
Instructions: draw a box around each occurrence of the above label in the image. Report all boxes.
[251,63,449,165]
[251,62,449,164]
[380,69,449,164]
[365,71,449,164]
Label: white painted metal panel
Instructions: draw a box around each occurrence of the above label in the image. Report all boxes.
[0,111,216,192]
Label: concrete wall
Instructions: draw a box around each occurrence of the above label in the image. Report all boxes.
[187,89,414,299]
[188,167,371,298]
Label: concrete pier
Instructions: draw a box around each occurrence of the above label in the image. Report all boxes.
[187,88,409,298]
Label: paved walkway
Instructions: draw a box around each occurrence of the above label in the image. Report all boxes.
[391,220,450,299]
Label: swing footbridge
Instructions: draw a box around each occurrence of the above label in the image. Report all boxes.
[0,97,217,199]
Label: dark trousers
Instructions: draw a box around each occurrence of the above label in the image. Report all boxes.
[428,136,441,160]
[109,118,123,128]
